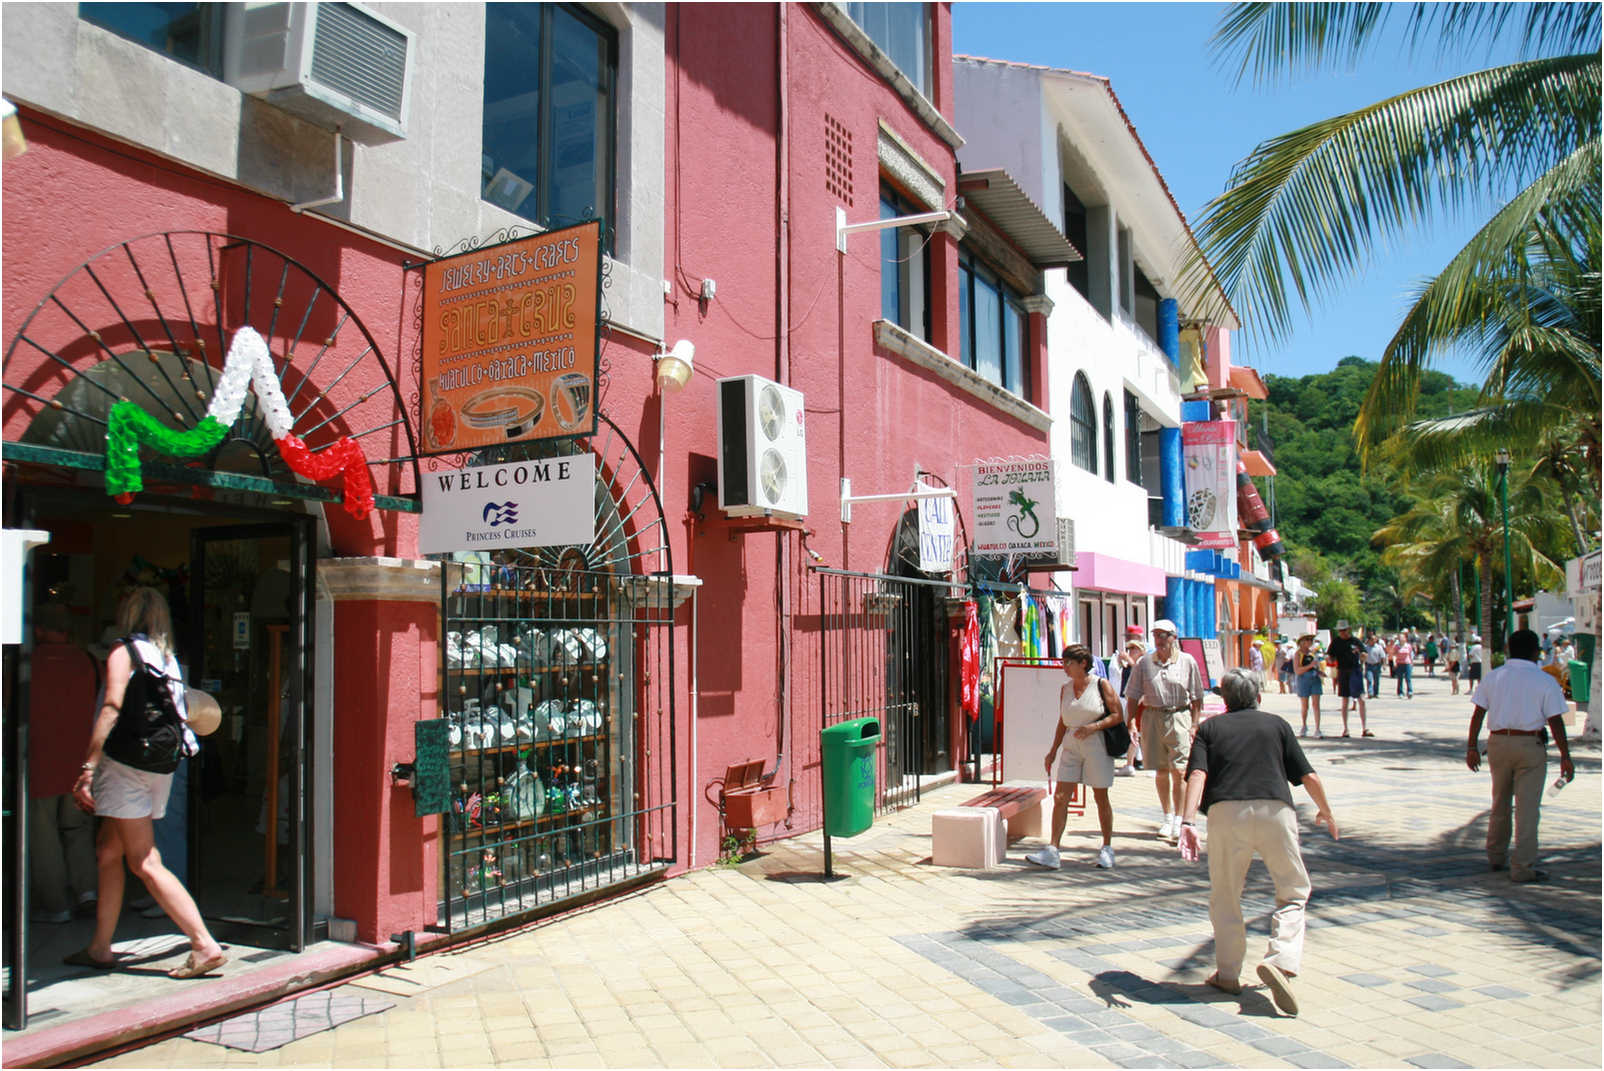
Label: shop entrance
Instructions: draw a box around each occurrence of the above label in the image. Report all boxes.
[5,488,314,998]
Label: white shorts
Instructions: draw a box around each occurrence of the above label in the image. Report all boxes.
[93,756,174,820]
[1055,733,1115,790]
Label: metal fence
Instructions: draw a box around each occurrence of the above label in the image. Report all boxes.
[438,564,677,932]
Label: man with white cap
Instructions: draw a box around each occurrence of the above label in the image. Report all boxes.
[1328,621,1370,738]
[1130,619,1206,839]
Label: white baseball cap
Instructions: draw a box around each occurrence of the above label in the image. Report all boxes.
[1151,619,1178,636]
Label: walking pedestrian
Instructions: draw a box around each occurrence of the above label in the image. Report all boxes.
[1026,644,1123,870]
[1275,635,1296,695]
[69,586,227,979]
[1116,637,1146,775]
[1129,619,1206,841]
[1293,634,1323,737]
[1467,634,1485,688]
[1445,635,1463,696]
[1423,634,1439,677]
[1391,635,1415,698]
[1464,629,1573,883]
[1175,668,1339,1016]
[1328,621,1369,738]
[1364,632,1386,699]
[1248,638,1266,692]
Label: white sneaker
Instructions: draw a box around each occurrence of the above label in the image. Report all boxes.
[1025,845,1061,870]
[1159,815,1174,839]
[1115,764,1135,777]
[1096,845,1115,869]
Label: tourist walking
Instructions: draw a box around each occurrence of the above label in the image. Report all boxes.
[1116,637,1146,775]
[1445,635,1463,695]
[1364,632,1386,698]
[1391,634,1415,698]
[70,587,227,979]
[1328,621,1369,738]
[1465,629,1573,883]
[1027,645,1123,870]
[1176,668,1339,1016]
[1129,620,1206,841]
[1292,634,1323,737]
[1275,635,1296,695]
[1423,634,1439,677]
[1467,634,1485,688]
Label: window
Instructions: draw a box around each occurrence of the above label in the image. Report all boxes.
[958,250,1030,397]
[880,185,931,340]
[1102,393,1116,484]
[1133,265,1161,346]
[1062,184,1089,303]
[79,2,224,77]
[845,3,930,97]
[1124,390,1144,486]
[1070,373,1097,473]
[483,4,616,239]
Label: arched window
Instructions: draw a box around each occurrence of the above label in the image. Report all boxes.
[1102,393,1116,483]
[1071,373,1097,473]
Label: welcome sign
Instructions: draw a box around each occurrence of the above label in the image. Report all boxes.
[419,455,596,555]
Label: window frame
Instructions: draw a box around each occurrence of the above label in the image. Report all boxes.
[1124,390,1144,487]
[1070,372,1097,474]
[957,247,1031,399]
[482,3,618,245]
[1102,392,1116,484]
[844,2,932,98]
[78,2,225,78]
[880,182,932,342]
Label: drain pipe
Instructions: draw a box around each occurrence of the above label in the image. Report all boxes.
[771,2,791,791]
[291,128,345,214]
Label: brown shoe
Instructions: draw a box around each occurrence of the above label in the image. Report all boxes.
[1205,972,1242,995]
[1257,963,1298,1016]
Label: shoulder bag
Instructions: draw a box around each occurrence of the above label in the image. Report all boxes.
[1098,679,1132,757]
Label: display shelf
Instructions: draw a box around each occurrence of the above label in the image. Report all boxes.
[454,809,607,837]
[445,663,607,677]
[449,735,605,760]
[449,588,607,601]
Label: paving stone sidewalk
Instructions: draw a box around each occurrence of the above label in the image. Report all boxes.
[95,680,1601,1069]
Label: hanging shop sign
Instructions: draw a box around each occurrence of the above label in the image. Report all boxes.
[917,479,955,573]
[972,458,1057,557]
[1182,420,1238,550]
[419,221,602,454]
[419,454,597,555]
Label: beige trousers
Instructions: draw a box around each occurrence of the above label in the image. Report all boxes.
[1486,734,1546,879]
[1206,799,1311,984]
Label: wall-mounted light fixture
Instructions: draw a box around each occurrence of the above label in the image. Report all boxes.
[655,339,695,392]
[2,99,27,160]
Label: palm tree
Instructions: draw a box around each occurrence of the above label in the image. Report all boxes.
[1192,3,1601,456]
[1373,462,1566,647]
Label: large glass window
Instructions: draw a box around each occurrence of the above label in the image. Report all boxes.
[483,4,616,240]
[958,250,1029,397]
[845,2,930,97]
[1102,393,1116,484]
[1070,373,1097,474]
[79,2,224,77]
[1062,183,1089,303]
[880,185,931,341]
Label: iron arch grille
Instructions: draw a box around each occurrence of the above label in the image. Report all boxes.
[436,410,678,931]
[2,231,421,511]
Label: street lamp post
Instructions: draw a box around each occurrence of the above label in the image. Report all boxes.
[1496,449,1514,641]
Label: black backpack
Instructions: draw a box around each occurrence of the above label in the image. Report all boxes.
[102,638,186,774]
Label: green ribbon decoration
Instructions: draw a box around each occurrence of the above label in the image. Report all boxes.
[104,401,230,498]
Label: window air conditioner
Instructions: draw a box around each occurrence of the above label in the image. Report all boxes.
[224,2,413,144]
[717,375,809,521]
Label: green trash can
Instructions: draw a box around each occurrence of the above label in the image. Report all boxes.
[821,717,880,838]
[1569,659,1590,705]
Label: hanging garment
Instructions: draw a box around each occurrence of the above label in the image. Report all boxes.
[960,600,980,721]
[989,596,1022,659]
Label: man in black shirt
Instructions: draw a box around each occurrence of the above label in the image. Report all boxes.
[1177,668,1338,1017]
[1328,620,1369,738]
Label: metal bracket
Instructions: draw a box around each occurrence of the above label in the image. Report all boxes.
[835,205,954,254]
[840,476,956,524]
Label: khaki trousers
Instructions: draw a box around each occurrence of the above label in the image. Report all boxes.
[1206,799,1311,983]
[1486,734,1546,879]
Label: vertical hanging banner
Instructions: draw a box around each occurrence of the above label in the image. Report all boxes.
[1182,420,1238,548]
[419,220,602,454]
[917,479,955,573]
[972,459,1057,557]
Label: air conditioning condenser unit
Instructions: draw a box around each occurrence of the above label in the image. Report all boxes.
[717,374,808,521]
[224,2,414,144]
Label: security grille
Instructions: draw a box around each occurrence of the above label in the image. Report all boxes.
[825,114,854,206]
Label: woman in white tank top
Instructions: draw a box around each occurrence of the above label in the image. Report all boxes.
[1026,644,1123,870]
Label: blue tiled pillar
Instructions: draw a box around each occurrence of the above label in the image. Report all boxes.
[1160,427,1184,527]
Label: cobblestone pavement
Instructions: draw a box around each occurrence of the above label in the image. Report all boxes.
[95,678,1601,1069]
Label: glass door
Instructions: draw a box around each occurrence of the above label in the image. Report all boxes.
[188,522,312,951]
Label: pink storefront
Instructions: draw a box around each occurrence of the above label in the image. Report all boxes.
[2,5,1073,1022]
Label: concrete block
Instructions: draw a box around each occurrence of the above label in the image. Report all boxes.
[932,806,1005,869]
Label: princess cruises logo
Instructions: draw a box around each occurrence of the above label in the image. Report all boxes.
[482,501,518,527]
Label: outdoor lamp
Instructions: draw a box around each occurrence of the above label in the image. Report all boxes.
[2,99,26,160]
[655,339,695,392]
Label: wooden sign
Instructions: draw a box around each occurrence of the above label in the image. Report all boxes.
[419,221,601,454]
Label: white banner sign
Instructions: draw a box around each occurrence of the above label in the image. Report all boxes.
[917,480,955,573]
[972,459,1057,556]
[1182,420,1239,549]
[419,455,596,555]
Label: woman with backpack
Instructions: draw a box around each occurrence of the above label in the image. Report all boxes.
[69,586,226,979]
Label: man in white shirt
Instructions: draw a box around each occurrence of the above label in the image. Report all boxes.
[1465,629,1574,883]
[1131,619,1206,841]
[1466,634,1486,686]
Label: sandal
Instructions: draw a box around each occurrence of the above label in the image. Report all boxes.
[168,950,228,979]
[1362,730,1375,737]
[1204,972,1242,995]
[62,949,119,970]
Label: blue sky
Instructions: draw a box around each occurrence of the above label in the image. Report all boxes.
[951,1,1522,385]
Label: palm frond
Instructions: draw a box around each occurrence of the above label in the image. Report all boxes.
[1375,400,1571,475]
[1188,55,1601,340]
